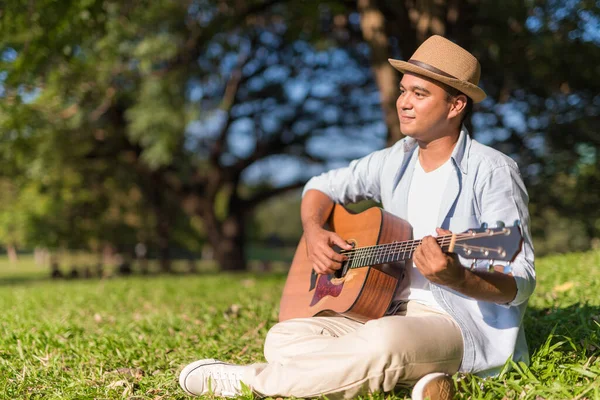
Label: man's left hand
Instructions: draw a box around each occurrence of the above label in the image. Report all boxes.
[413,228,466,288]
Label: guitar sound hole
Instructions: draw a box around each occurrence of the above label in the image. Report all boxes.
[334,261,349,279]
[331,244,350,279]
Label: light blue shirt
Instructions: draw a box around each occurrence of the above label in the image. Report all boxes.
[302,126,536,376]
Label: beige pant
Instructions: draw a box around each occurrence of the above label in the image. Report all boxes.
[243,301,464,399]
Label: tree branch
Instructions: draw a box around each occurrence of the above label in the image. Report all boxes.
[209,49,255,166]
[160,0,290,75]
[243,180,306,210]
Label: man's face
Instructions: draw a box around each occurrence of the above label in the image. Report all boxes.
[396,73,454,141]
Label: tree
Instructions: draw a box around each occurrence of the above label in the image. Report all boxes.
[1,0,598,267]
[0,0,384,270]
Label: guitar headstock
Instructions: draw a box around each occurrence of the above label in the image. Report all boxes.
[453,221,522,263]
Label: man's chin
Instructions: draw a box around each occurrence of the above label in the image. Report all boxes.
[400,127,416,137]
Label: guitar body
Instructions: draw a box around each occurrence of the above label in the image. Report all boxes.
[279,205,412,323]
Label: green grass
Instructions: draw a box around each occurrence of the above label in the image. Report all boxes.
[0,251,598,399]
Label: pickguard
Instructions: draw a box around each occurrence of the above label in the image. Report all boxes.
[309,274,345,306]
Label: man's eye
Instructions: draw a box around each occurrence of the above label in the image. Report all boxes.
[415,92,425,98]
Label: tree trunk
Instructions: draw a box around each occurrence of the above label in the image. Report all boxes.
[358,0,403,147]
[7,244,18,263]
[156,217,172,273]
[211,213,247,271]
[149,172,172,273]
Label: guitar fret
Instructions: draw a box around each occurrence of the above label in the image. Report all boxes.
[358,246,367,268]
[386,243,393,263]
[345,233,500,268]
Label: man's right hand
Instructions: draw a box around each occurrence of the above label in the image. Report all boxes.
[304,226,352,275]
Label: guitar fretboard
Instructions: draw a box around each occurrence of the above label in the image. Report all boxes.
[340,235,454,268]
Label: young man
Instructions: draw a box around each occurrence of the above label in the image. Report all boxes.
[178,35,535,400]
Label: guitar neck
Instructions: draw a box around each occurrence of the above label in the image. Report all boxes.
[341,235,453,269]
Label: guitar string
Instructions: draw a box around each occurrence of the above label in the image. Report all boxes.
[341,236,446,261]
[348,243,449,266]
[342,237,454,267]
[339,230,509,266]
[339,230,508,258]
[344,243,493,270]
[342,240,499,265]
[340,229,508,255]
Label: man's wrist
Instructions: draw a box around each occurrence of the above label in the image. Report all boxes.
[445,255,468,291]
[302,221,322,234]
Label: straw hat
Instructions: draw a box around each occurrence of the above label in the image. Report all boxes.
[388,35,486,103]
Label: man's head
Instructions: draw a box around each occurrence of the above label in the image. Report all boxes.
[388,36,484,140]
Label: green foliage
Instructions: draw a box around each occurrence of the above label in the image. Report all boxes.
[0,0,378,267]
[126,76,188,169]
[1,0,599,264]
[467,0,600,247]
[251,192,302,243]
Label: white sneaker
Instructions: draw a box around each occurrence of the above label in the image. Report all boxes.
[179,358,248,397]
[411,372,455,400]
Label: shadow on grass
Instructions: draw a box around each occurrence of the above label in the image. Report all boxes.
[0,274,53,286]
[525,302,600,355]
[0,268,290,287]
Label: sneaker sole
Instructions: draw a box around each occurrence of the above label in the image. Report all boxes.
[411,372,453,400]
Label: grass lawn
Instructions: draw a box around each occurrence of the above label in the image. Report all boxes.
[0,251,598,399]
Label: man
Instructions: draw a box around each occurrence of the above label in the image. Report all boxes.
[178,35,536,400]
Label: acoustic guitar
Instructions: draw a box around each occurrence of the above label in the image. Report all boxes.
[279,204,522,322]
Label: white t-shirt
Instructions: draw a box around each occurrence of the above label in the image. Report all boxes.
[395,156,453,312]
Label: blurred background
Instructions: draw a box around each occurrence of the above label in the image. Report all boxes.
[0,0,599,277]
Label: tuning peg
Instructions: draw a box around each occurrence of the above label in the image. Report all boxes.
[470,260,477,270]
[487,260,495,272]
[496,221,505,228]
[503,262,512,274]
[480,222,488,229]
[513,220,521,227]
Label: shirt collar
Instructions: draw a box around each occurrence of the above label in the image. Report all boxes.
[401,124,471,175]
[451,125,471,175]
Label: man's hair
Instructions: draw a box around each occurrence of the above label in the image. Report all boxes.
[445,88,473,125]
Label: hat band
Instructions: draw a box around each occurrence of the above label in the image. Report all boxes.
[408,59,458,80]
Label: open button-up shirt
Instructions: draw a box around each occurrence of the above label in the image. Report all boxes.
[302,126,536,376]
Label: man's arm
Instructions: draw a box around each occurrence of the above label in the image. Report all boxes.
[302,146,392,205]
[299,146,395,275]
[301,189,352,275]
[300,189,335,233]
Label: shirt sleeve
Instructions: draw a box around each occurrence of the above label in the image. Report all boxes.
[476,163,536,307]
[302,147,391,204]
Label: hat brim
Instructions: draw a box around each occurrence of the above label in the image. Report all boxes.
[388,59,487,103]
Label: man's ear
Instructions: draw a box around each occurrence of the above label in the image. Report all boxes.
[448,94,468,119]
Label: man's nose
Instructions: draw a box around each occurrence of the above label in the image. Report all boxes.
[397,94,412,109]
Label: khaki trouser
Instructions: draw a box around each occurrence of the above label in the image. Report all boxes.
[243,301,464,399]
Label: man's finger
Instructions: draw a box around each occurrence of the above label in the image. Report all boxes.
[436,228,452,236]
[330,233,352,250]
[313,259,332,275]
[315,252,334,271]
[419,237,440,268]
[315,249,341,271]
[324,247,346,263]
[413,246,423,266]
[312,262,324,275]
[422,235,444,256]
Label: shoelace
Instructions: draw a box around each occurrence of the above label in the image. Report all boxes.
[206,367,244,396]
